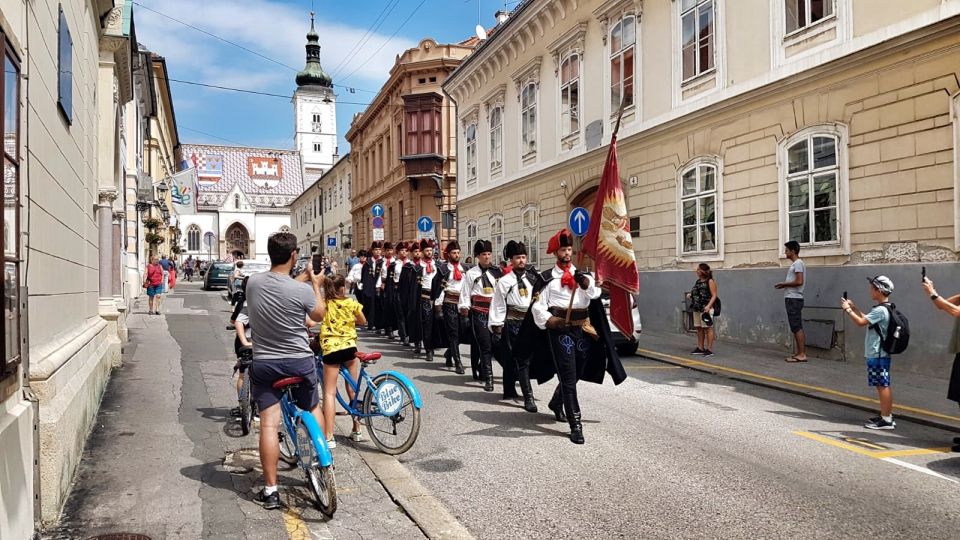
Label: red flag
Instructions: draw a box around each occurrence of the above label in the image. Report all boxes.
[581,134,639,339]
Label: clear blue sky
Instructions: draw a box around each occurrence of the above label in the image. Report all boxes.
[135,0,515,153]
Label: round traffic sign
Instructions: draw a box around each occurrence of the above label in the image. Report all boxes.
[371,204,384,218]
[417,216,433,232]
[569,207,590,236]
[372,216,384,228]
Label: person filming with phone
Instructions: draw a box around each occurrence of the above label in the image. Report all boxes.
[244,232,327,509]
[921,267,960,452]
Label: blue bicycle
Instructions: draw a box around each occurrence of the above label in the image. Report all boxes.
[272,375,337,517]
[319,351,423,455]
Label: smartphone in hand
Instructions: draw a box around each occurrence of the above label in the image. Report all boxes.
[312,254,323,276]
[922,266,926,283]
[843,291,848,300]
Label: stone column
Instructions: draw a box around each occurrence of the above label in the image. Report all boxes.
[112,210,124,298]
[98,188,118,302]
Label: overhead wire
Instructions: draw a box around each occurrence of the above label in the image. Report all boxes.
[338,0,429,84]
[328,0,402,78]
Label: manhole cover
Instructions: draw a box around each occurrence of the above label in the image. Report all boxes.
[86,535,151,540]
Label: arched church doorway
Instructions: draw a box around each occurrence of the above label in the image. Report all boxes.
[225,223,250,259]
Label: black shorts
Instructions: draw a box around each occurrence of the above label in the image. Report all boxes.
[250,356,319,411]
[785,298,804,333]
[321,347,357,366]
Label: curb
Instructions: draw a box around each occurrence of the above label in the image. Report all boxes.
[358,449,475,540]
[635,348,960,435]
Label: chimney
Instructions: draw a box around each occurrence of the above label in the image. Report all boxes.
[494,10,509,25]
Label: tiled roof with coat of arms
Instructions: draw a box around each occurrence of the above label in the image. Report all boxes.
[178,143,305,209]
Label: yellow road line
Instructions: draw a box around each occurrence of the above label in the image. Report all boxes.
[630,365,684,369]
[793,430,879,458]
[283,507,311,540]
[638,348,960,424]
[873,447,952,459]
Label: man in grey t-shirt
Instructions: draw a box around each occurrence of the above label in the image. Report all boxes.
[775,240,807,362]
[246,232,326,510]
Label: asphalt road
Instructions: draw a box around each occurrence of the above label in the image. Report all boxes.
[48,283,960,539]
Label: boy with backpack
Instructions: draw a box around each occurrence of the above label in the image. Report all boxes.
[841,275,907,430]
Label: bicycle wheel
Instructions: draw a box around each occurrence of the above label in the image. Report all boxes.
[278,424,297,465]
[295,419,337,517]
[362,373,421,455]
[238,374,252,436]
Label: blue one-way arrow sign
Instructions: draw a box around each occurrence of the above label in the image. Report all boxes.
[417,216,433,233]
[569,207,590,236]
[371,204,384,218]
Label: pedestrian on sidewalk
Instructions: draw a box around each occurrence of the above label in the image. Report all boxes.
[318,274,366,447]
[841,275,897,430]
[687,263,718,357]
[245,232,327,509]
[921,275,960,451]
[775,241,807,362]
[143,255,164,315]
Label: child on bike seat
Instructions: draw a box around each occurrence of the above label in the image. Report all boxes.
[318,274,366,447]
[231,277,253,414]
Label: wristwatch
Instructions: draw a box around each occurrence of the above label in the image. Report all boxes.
[930,293,940,301]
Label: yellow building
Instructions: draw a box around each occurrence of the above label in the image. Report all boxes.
[444,0,960,372]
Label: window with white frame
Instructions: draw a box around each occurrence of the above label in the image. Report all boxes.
[521,205,539,266]
[312,112,322,132]
[489,106,503,171]
[784,132,841,246]
[465,221,478,259]
[560,52,581,138]
[680,161,719,254]
[490,215,504,261]
[465,123,478,188]
[680,0,715,82]
[786,0,833,34]
[520,83,537,157]
[187,225,201,251]
[609,15,635,111]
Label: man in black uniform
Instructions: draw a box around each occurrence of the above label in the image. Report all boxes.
[398,241,422,348]
[360,241,382,331]
[460,240,503,391]
[433,241,468,374]
[490,240,538,412]
[418,239,440,361]
[517,229,627,444]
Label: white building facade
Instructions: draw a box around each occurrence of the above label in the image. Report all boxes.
[290,154,352,263]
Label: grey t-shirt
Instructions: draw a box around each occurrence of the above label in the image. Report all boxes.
[246,271,317,360]
[784,259,806,299]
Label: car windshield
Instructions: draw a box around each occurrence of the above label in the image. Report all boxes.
[213,263,233,271]
[239,262,270,274]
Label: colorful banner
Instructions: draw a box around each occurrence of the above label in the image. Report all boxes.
[188,152,224,185]
[169,168,197,216]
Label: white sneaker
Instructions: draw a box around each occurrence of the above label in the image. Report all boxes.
[326,437,337,449]
[350,430,364,442]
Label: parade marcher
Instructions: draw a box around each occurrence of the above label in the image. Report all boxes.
[489,240,538,411]
[391,242,410,344]
[360,242,382,332]
[434,240,468,374]
[378,242,398,338]
[417,239,440,361]
[517,229,627,444]
[399,242,422,347]
[460,240,503,391]
[347,249,366,296]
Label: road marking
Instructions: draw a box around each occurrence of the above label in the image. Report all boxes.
[638,348,960,424]
[794,431,957,483]
[629,365,683,370]
[283,507,311,540]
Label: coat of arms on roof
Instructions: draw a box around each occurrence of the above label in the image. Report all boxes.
[247,156,283,188]
[188,153,224,185]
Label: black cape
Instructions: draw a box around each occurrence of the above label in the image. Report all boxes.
[359,260,379,303]
[379,259,398,329]
[514,269,627,386]
[398,260,422,343]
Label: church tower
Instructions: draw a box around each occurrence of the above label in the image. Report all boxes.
[293,12,337,185]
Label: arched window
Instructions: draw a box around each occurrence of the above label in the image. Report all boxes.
[234,194,241,209]
[780,126,845,247]
[186,225,201,252]
[489,106,503,172]
[678,159,721,255]
[489,214,504,262]
[610,14,636,110]
[560,52,581,138]
[465,123,477,189]
[521,205,539,266]
[520,83,537,157]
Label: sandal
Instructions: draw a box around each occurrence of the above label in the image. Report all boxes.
[785,356,807,363]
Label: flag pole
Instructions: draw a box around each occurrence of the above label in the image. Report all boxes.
[567,97,627,322]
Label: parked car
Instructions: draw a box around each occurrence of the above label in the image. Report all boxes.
[602,292,642,356]
[227,260,271,300]
[202,262,233,291]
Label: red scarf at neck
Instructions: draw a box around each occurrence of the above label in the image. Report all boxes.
[451,262,462,281]
[425,259,433,274]
[557,262,576,290]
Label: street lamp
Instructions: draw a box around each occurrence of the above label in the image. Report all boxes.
[433,188,444,210]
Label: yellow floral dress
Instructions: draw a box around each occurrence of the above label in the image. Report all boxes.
[320,298,363,356]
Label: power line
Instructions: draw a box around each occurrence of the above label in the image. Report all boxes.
[155,74,382,107]
[179,125,248,146]
[133,1,377,95]
[329,0,401,78]
[339,0,429,84]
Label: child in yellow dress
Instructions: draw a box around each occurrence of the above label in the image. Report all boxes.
[319,275,367,448]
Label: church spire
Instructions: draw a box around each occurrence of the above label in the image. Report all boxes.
[296,12,333,88]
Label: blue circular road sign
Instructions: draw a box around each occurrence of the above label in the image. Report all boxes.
[417,216,433,233]
[569,207,590,236]
[372,216,384,228]
[371,204,384,217]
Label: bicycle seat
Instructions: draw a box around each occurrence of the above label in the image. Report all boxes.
[355,351,381,363]
[272,376,304,390]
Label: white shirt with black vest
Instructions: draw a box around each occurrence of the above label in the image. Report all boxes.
[531,264,601,330]
[459,265,498,312]
[489,270,534,330]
